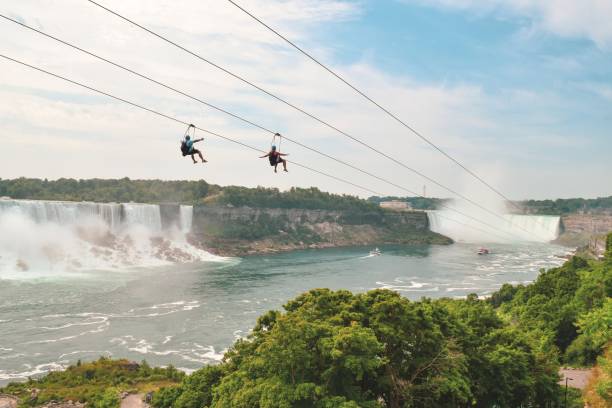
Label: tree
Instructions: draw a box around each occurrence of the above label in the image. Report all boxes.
[174,366,223,408]
[94,387,120,408]
[203,289,551,407]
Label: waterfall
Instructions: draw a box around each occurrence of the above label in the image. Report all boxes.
[180,205,193,233]
[427,210,560,243]
[0,199,123,229]
[503,214,560,242]
[0,199,221,276]
[123,203,163,234]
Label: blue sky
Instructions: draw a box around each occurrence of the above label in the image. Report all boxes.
[0,0,610,202]
[324,0,612,159]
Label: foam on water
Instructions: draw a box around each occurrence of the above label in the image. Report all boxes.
[0,199,227,279]
[0,238,570,384]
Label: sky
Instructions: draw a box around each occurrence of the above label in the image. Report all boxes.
[0,0,610,201]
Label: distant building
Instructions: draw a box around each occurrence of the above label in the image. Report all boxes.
[380,200,412,211]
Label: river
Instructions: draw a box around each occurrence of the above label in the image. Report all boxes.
[0,241,569,385]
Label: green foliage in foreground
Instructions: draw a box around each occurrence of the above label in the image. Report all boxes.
[151,239,611,408]
[4,236,611,407]
[153,290,563,408]
[490,243,611,367]
[1,358,183,407]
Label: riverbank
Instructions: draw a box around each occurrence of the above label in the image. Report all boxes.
[195,227,451,257]
[191,206,452,257]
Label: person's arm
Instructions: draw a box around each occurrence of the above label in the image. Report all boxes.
[278,153,289,156]
[195,138,204,143]
[259,152,270,158]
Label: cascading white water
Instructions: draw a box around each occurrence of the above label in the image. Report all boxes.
[427,210,561,243]
[123,203,163,234]
[0,199,124,230]
[0,199,221,277]
[180,205,193,233]
[503,214,560,242]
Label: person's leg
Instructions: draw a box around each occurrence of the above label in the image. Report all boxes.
[282,159,288,172]
[274,163,278,173]
[190,152,197,163]
[197,151,207,163]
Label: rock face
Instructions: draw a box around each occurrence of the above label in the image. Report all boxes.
[191,206,450,256]
[561,214,612,235]
[557,214,612,247]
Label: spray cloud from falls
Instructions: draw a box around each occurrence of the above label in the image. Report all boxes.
[424,173,560,244]
[0,199,222,278]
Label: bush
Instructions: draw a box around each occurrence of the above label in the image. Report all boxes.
[151,386,183,408]
[565,335,603,366]
[93,387,120,408]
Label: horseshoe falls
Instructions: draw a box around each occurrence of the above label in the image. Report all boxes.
[427,211,561,243]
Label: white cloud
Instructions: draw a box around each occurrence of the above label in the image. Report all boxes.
[0,0,609,202]
[409,0,612,48]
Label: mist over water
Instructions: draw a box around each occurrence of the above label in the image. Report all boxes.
[0,199,224,278]
[427,199,560,243]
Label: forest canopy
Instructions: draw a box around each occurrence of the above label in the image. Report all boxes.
[0,178,378,211]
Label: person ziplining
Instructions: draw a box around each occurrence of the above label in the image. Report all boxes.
[260,133,288,172]
[180,124,207,164]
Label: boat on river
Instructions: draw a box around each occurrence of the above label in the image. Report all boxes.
[370,248,381,256]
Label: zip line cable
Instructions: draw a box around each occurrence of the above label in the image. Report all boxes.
[224,0,526,215]
[225,0,555,238]
[0,53,515,242]
[0,15,522,241]
[0,54,379,196]
[83,0,541,239]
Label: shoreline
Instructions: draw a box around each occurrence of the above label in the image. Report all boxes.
[196,233,453,257]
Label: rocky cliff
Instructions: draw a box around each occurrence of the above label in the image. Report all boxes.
[561,214,612,235]
[557,214,612,246]
[190,206,451,256]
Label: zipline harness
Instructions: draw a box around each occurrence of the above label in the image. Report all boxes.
[180,124,196,156]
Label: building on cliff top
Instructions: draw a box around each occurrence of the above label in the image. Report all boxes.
[380,200,412,211]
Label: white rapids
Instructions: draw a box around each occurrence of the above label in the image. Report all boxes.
[0,198,222,277]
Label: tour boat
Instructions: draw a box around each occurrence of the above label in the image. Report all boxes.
[370,248,381,256]
[477,248,490,255]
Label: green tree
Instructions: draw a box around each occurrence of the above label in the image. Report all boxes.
[174,366,223,408]
[94,387,120,408]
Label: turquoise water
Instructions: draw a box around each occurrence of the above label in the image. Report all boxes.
[0,243,569,384]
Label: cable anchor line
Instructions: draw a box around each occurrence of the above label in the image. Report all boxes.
[82,0,543,240]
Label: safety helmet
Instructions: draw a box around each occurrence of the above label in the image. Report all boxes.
[186,135,191,140]
[271,145,277,150]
